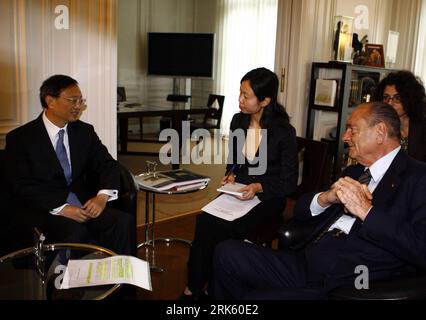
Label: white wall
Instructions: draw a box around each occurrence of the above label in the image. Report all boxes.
[335,0,422,70]
[0,0,118,156]
[117,0,217,133]
[275,0,422,137]
[335,0,378,39]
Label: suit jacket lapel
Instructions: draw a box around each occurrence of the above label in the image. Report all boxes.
[370,150,405,206]
[34,114,64,171]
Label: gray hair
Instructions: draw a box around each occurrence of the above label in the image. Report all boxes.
[366,102,401,140]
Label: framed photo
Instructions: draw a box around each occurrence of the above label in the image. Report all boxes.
[365,44,385,68]
[314,79,338,107]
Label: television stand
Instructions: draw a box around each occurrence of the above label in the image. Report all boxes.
[166,94,191,103]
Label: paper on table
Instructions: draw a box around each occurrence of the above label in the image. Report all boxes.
[61,255,152,291]
[174,181,207,191]
[202,194,261,221]
[217,182,247,197]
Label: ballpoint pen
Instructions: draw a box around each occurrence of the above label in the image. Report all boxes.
[225,164,238,181]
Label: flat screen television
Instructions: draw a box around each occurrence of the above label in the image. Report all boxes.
[147,32,214,78]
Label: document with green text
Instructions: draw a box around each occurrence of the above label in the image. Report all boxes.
[61,255,152,291]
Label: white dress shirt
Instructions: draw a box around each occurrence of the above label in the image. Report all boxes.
[310,146,401,234]
[42,112,118,215]
[243,128,263,161]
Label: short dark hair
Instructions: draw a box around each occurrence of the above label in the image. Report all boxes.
[39,75,78,109]
[367,101,401,140]
[374,70,426,120]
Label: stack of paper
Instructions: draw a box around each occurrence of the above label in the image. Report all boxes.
[202,194,261,221]
[135,169,210,192]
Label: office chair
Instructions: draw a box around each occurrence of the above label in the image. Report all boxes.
[246,137,329,246]
[117,86,127,104]
[0,147,138,256]
[0,149,14,256]
[190,94,225,134]
[290,137,330,200]
[278,218,426,300]
[113,164,138,219]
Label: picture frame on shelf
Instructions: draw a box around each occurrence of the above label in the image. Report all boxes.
[365,44,385,68]
[314,79,338,107]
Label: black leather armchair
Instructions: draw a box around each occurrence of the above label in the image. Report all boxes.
[278,219,426,300]
[246,137,329,246]
[0,149,13,256]
[0,149,138,256]
[111,164,138,219]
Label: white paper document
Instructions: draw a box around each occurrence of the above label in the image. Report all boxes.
[61,255,152,291]
[217,182,247,197]
[202,194,261,221]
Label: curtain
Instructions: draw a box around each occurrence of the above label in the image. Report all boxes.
[214,0,278,136]
[415,0,426,80]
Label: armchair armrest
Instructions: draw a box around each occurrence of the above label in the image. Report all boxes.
[110,164,138,218]
[278,212,337,250]
[279,215,426,300]
[329,273,426,300]
[278,219,319,250]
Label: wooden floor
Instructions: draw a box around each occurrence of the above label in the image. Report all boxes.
[122,200,295,300]
[131,212,198,300]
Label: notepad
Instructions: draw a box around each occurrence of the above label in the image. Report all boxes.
[217,182,247,197]
[202,194,261,221]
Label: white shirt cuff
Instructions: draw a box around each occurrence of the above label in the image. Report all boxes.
[49,190,118,215]
[50,204,68,215]
[98,189,118,201]
[310,192,331,216]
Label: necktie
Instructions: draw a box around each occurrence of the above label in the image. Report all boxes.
[358,168,372,185]
[55,130,81,207]
[314,168,372,242]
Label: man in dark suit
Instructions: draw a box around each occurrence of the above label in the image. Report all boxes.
[4,75,135,255]
[213,102,426,299]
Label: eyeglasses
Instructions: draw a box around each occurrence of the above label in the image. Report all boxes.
[61,96,87,107]
[383,94,402,104]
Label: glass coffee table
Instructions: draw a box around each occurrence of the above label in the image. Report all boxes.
[136,172,209,272]
[0,243,121,300]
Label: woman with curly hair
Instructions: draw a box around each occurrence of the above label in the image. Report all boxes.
[374,70,426,162]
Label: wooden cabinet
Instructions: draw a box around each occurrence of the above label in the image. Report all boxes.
[306,62,393,180]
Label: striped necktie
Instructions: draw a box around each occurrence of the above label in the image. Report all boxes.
[358,168,372,185]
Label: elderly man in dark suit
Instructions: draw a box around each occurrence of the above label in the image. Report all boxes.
[213,102,426,299]
[4,75,135,255]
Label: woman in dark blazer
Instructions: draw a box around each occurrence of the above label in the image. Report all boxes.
[375,70,426,162]
[181,67,298,299]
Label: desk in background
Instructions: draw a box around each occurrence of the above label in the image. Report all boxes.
[117,105,207,169]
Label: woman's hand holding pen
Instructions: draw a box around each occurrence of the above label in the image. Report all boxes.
[221,164,238,185]
[221,173,236,185]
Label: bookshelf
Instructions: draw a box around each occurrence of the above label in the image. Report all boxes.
[306,62,394,180]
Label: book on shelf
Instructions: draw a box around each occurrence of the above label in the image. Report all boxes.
[217,182,247,197]
[314,79,338,107]
[135,169,210,192]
